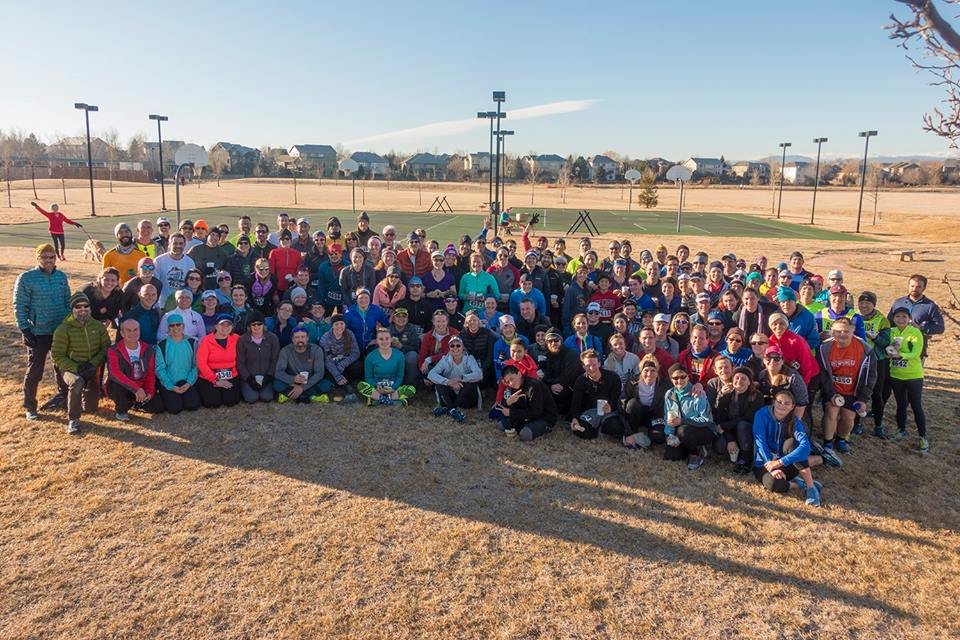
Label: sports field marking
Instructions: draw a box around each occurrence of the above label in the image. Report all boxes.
[424,215,463,234]
[633,223,648,231]
[720,213,827,240]
[687,224,712,235]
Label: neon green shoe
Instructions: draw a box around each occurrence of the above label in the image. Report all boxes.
[310,394,330,404]
[278,393,291,404]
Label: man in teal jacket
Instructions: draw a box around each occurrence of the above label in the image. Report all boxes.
[14,244,71,419]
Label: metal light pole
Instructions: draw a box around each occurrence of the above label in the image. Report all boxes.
[777,141,791,219]
[499,130,514,213]
[149,114,169,210]
[74,102,99,216]
[477,111,496,211]
[856,130,878,233]
[810,137,827,224]
[492,91,506,237]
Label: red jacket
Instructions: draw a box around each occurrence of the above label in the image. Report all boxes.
[495,354,539,402]
[769,330,819,385]
[107,340,157,396]
[637,346,675,379]
[397,248,432,279]
[268,247,302,292]
[33,203,76,234]
[677,347,717,384]
[418,328,460,367]
[197,332,240,382]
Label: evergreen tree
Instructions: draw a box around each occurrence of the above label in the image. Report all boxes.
[638,169,659,208]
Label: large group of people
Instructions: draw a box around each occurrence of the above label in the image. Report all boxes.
[14,208,946,508]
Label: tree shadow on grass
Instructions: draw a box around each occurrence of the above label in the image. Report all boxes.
[88,405,918,623]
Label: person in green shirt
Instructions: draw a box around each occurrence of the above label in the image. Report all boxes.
[887,306,928,453]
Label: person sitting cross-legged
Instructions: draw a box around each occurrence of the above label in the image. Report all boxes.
[106,318,164,420]
[358,328,417,406]
[274,324,331,404]
[663,363,716,470]
[427,335,483,422]
[496,363,559,441]
[153,313,202,415]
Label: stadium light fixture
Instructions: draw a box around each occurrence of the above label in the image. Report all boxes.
[810,137,827,225]
[776,141,791,219]
[149,114,169,210]
[856,131,878,233]
[74,102,99,217]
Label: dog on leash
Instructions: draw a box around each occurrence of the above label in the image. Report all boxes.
[83,238,106,262]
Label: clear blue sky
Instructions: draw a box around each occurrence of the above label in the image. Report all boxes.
[1,0,952,160]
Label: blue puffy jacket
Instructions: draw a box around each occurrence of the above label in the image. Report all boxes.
[752,406,811,469]
[787,305,820,351]
[344,303,389,348]
[13,267,71,335]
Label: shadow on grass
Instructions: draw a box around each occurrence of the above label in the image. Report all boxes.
[87,405,919,622]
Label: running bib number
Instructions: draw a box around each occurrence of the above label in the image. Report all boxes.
[215,368,233,381]
[890,358,908,369]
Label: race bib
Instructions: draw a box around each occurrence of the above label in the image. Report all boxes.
[215,368,232,381]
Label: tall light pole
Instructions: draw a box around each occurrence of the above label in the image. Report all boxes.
[477,111,497,211]
[149,114,169,210]
[856,130,878,233]
[74,102,99,216]
[498,130,514,213]
[810,137,827,225]
[777,141,791,219]
[491,91,506,236]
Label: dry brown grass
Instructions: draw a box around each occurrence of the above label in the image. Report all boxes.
[1,225,959,638]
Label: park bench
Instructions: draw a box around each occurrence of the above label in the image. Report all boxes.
[895,250,915,262]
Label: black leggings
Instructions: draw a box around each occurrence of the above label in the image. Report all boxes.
[714,419,754,461]
[435,382,480,409]
[753,437,807,493]
[573,411,627,440]
[891,377,926,437]
[196,378,241,408]
[870,358,892,428]
[624,398,655,437]
[51,233,66,257]
[160,385,202,414]
[664,423,715,460]
[106,380,164,414]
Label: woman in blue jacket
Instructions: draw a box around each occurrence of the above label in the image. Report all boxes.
[753,389,821,507]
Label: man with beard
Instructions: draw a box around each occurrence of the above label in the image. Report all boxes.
[515,298,549,343]
[326,216,344,248]
[292,218,314,254]
[355,211,379,247]
[188,226,229,291]
[152,216,172,255]
[540,328,583,418]
[52,292,111,434]
[155,233,195,303]
[102,223,147,285]
[267,212,290,246]
[251,223,276,262]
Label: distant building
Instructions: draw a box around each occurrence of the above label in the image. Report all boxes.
[943,158,960,182]
[47,136,115,167]
[884,161,923,185]
[524,154,567,178]
[588,155,620,181]
[782,161,816,185]
[144,140,184,174]
[350,151,389,177]
[731,161,770,181]
[465,152,491,175]
[210,142,260,175]
[682,157,728,178]
[289,144,337,177]
[403,152,451,179]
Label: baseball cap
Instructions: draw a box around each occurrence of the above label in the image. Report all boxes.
[392,307,408,316]
[829,285,847,296]
[696,292,711,303]
[194,219,208,230]
[214,313,234,325]
[764,345,783,357]
[407,231,421,242]
[201,290,218,300]
[828,269,844,280]
[859,291,877,304]
[431,251,443,259]
[707,310,724,322]
[165,313,184,325]
[586,302,601,313]
[654,313,671,323]
[156,216,170,226]
[297,217,310,226]
[499,314,516,327]
[137,257,155,268]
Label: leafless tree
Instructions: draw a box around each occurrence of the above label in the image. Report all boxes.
[21,133,45,198]
[127,134,146,163]
[0,130,23,207]
[526,150,541,204]
[208,148,227,186]
[888,0,960,144]
[556,164,571,204]
[102,128,121,192]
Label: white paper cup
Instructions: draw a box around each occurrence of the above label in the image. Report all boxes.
[254,375,264,385]
[597,400,607,416]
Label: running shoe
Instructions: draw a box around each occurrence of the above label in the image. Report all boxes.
[820,444,843,468]
[835,438,852,455]
[873,426,888,440]
[25,410,39,421]
[309,394,330,404]
[432,406,450,417]
[66,420,80,435]
[277,394,291,404]
[851,423,864,436]
[342,393,358,405]
[805,486,822,507]
[687,454,705,471]
[449,408,466,423]
[115,412,130,421]
[893,429,908,442]
[504,427,516,436]
[919,437,930,454]
[733,462,751,475]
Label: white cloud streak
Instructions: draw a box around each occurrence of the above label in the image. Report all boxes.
[347,99,598,145]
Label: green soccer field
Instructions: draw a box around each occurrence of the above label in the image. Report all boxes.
[0,205,867,249]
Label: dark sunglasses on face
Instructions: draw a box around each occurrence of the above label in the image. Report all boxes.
[672,374,688,381]
[751,340,768,346]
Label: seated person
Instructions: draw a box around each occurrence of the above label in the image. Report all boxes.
[569,349,626,441]
[237,310,280,403]
[358,328,416,406]
[714,366,765,475]
[624,355,671,449]
[106,318,164,420]
[319,313,362,401]
[427,335,483,422]
[154,313,202,415]
[274,325,331,403]
[663,364,716,470]
[495,363,558,441]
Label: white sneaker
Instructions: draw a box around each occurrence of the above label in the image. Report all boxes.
[115,412,130,422]
[67,420,80,435]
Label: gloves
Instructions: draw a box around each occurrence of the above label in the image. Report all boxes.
[77,362,96,382]
[21,329,37,349]
[75,222,83,228]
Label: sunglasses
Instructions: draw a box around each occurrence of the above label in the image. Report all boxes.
[546,338,560,343]
[449,344,463,349]
[158,223,170,228]
[671,374,688,381]
[388,274,399,278]
[751,341,768,346]
[708,321,724,326]
[181,226,194,231]
[675,319,689,324]
[167,322,183,327]
[218,277,231,282]
[765,355,783,361]
[248,321,263,327]
[142,264,155,271]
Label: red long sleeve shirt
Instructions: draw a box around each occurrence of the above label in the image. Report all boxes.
[33,204,76,234]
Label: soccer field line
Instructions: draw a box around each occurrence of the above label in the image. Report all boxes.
[686,224,712,235]
[721,213,831,240]
[633,223,648,232]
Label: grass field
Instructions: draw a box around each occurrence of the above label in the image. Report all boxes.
[0,204,865,250]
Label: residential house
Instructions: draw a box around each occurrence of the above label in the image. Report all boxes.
[464,152,491,176]
[782,161,816,185]
[588,155,620,181]
[47,136,116,167]
[643,157,672,180]
[525,154,567,179]
[682,157,728,178]
[289,144,337,177]
[942,158,960,183]
[885,161,923,185]
[349,151,389,177]
[403,152,451,179]
[210,142,261,175]
[731,161,770,181]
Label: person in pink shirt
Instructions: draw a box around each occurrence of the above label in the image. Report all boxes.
[32,201,82,260]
